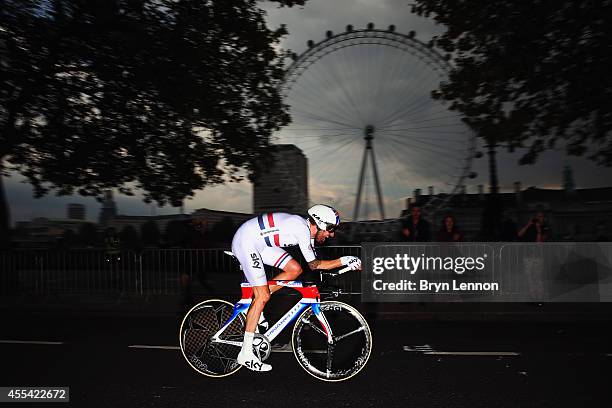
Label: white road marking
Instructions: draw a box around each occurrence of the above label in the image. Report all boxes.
[127,344,323,354]
[423,351,521,356]
[403,345,434,352]
[403,345,520,356]
[128,343,324,355]
[128,345,180,350]
[0,340,64,345]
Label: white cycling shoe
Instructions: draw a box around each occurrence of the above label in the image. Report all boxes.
[236,349,272,372]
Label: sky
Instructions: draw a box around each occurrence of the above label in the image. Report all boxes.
[4,0,612,225]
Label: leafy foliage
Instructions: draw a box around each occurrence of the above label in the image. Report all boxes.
[0,0,305,245]
[412,0,612,165]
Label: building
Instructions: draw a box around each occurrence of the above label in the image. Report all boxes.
[105,214,189,236]
[341,168,612,243]
[407,183,612,241]
[98,190,117,226]
[253,144,308,215]
[12,217,90,248]
[190,208,252,233]
[105,208,252,237]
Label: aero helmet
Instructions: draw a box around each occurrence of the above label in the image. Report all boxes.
[307,204,340,232]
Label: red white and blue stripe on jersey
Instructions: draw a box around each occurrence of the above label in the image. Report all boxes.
[274,252,291,268]
[257,213,281,247]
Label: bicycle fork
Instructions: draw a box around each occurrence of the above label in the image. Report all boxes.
[310,303,334,344]
[310,303,336,374]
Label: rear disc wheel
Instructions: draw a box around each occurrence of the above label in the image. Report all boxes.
[179,299,244,377]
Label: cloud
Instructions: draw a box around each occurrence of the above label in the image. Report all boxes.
[263,0,442,54]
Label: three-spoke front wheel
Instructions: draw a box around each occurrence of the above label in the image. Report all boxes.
[179,299,244,377]
[292,301,372,381]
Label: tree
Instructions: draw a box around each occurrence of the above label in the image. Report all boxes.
[140,220,160,247]
[411,0,612,166]
[0,0,307,247]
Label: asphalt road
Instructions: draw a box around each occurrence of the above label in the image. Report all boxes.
[1,310,611,408]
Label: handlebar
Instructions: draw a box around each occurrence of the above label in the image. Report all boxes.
[321,265,354,278]
[319,265,359,298]
[337,265,353,274]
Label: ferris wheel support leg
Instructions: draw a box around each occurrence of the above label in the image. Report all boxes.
[369,146,386,220]
[353,143,369,221]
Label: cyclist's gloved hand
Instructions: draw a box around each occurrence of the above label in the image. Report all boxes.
[340,256,362,270]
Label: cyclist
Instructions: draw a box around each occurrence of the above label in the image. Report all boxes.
[231,204,361,372]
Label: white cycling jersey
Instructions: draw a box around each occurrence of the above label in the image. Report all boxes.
[231,213,316,286]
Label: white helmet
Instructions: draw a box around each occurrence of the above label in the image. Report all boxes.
[307,204,340,232]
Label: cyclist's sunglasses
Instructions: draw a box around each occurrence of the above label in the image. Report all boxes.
[325,224,338,233]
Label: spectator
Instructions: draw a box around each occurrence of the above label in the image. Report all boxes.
[518,211,551,242]
[436,214,464,242]
[401,206,431,242]
[104,229,121,262]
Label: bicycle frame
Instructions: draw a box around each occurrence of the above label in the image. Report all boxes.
[211,280,334,346]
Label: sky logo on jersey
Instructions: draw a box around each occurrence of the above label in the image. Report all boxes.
[257,213,281,247]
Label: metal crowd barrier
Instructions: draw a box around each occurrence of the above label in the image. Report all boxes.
[0,246,361,296]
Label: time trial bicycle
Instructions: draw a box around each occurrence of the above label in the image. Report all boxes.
[179,256,372,382]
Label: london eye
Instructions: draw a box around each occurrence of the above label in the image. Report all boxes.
[275,24,477,221]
